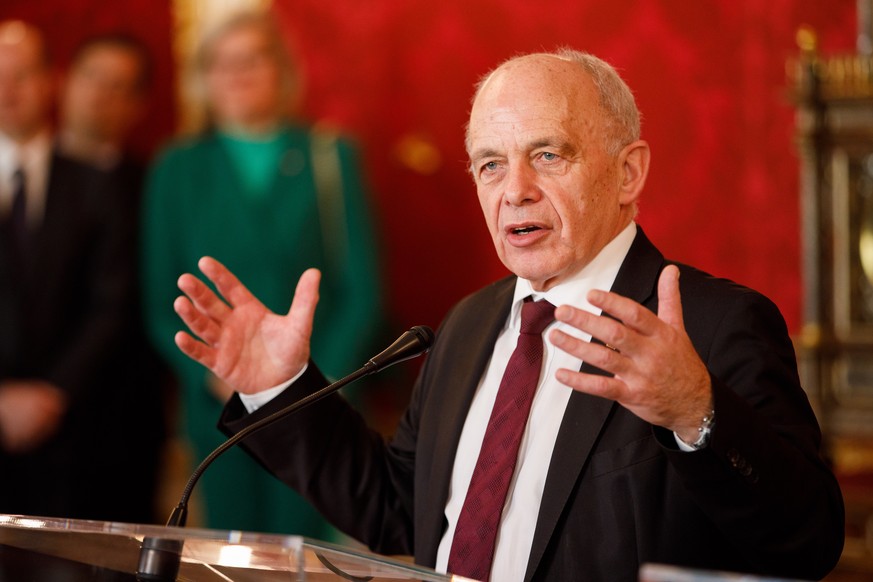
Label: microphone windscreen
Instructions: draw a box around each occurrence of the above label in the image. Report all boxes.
[368,326,435,370]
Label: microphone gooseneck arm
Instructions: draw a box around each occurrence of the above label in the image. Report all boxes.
[167,324,435,528]
[136,326,434,581]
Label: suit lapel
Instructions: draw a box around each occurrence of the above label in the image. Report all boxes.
[25,151,68,284]
[523,228,665,581]
[417,277,516,565]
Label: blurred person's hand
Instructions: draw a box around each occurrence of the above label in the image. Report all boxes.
[0,380,67,453]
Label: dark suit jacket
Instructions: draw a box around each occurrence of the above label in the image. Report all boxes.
[0,150,165,522]
[220,229,844,581]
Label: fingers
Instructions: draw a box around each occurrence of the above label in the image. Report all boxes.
[198,256,259,308]
[174,295,222,345]
[176,255,266,326]
[175,330,216,370]
[548,266,709,433]
[585,288,660,337]
[287,268,321,339]
[177,272,230,321]
[574,265,685,344]
[554,305,638,354]
[550,327,630,374]
[555,365,625,401]
[656,265,684,329]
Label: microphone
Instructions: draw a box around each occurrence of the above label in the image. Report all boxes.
[136,326,435,581]
[367,324,435,370]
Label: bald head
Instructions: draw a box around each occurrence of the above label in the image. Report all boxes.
[465,49,650,290]
[467,50,640,158]
[0,20,54,142]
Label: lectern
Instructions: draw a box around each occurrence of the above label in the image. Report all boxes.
[0,513,471,581]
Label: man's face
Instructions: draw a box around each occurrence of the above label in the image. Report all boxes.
[467,56,635,292]
[62,45,144,143]
[0,25,53,141]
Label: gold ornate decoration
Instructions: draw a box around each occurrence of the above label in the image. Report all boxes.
[790,12,873,574]
[788,25,873,102]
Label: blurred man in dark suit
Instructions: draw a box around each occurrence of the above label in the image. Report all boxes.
[0,20,163,523]
[58,31,169,525]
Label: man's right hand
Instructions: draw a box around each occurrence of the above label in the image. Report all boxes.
[174,257,321,394]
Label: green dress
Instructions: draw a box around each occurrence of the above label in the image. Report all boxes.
[142,124,383,537]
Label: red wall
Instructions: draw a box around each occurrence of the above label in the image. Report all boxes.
[2,0,859,334]
[275,0,857,334]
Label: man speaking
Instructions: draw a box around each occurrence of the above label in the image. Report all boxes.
[171,49,844,581]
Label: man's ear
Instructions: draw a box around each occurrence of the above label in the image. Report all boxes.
[617,140,650,207]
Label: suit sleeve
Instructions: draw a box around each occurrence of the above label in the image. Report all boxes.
[654,283,844,579]
[218,360,419,555]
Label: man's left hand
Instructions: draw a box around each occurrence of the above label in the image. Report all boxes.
[549,264,712,443]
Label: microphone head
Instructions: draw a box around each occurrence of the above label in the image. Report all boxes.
[368,325,435,370]
[409,325,435,347]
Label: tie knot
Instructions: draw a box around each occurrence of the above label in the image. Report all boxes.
[520,297,555,335]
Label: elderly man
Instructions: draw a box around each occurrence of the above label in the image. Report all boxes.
[173,50,844,581]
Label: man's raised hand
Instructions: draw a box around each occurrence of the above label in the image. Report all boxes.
[548,265,713,441]
[174,257,320,394]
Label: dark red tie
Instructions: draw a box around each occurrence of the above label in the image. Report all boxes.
[448,297,556,581]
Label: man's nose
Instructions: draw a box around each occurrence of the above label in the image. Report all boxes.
[503,162,541,206]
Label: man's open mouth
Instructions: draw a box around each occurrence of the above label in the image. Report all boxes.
[512,226,542,235]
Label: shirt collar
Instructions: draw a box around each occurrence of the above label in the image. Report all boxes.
[0,132,16,179]
[509,222,638,332]
[0,129,53,220]
[57,130,122,170]
[16,130,53,171]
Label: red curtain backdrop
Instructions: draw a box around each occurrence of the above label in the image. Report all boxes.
[274,0,856,334]
[1,0,858,334]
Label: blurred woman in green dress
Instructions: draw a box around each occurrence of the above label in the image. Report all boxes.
[142,11,383,537]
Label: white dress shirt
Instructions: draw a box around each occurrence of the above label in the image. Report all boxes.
[433,222,637,580]
[0,129,52,227]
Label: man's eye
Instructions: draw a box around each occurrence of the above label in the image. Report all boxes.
[542,152,558,161]
[483,161,498,172]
